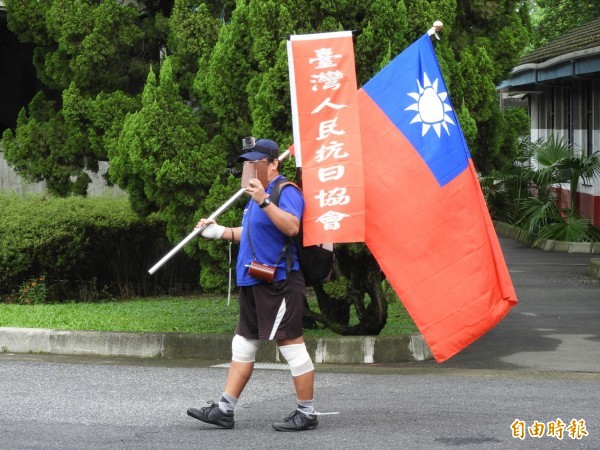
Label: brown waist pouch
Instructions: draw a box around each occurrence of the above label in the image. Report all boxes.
[247,261,276,283]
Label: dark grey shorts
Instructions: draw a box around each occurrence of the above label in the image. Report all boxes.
[236,270,305,341]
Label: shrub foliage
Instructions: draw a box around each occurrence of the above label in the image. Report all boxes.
[0,194,198,301]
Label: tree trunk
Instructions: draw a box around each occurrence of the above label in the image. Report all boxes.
[305,244,388,335]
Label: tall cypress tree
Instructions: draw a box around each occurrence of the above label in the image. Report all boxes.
[2,0,167,196]
[110,57,224,242]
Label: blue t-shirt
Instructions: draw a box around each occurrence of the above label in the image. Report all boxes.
[236,175,305,286]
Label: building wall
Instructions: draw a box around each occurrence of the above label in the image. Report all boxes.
[0,150,44,194]
[529,78,600,226]
[0,148,125,197]
[579,192,600,226]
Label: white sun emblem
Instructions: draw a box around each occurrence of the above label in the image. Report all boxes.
[405,72,455,138]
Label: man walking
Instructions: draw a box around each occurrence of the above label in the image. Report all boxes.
[187,138,317,432]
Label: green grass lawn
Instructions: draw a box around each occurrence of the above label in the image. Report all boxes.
[0,296,418,337]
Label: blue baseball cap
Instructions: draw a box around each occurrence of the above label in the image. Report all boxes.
[237,139,279,161]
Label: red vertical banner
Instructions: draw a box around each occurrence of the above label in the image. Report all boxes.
[287,32,365,246]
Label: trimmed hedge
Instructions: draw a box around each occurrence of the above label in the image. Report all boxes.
[0,194,199,301]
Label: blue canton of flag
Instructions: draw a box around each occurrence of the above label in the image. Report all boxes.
[362,34,470,187]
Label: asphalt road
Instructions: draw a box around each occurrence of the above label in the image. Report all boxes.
[0,237,599,449]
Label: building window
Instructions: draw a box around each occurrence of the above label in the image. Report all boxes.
[587,83,594,157]
[550,88,555,132]
[567,87,572,146]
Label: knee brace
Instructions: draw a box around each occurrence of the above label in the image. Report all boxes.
[231,334,260,363]
[279,343,314,377]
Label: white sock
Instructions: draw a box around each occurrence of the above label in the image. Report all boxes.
[297,398,315,416]
[219,393,237,414]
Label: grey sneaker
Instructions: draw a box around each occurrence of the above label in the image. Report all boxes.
[272,410,318,432]
[187,401,234,429]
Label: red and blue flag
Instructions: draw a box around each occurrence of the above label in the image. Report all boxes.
[359,33,517,362]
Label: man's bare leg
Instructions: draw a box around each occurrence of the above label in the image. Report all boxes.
[224,361,254,398]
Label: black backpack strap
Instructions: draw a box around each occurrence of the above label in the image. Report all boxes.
[269,178,300,206]
[269,178,302,274]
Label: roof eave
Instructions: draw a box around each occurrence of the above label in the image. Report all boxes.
[512,46,600,74]
[499,46,600,90]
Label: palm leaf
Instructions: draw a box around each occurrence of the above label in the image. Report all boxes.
[536,210,600,244]
[533,133,571,168]
[516,197,560,243]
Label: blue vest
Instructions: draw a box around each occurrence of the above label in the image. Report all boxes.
[236,175,305,286]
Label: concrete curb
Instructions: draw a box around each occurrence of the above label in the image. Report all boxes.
[0,327,433,364]
[494,221,600,254]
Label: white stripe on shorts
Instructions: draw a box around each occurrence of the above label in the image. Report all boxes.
[269,298,286,340]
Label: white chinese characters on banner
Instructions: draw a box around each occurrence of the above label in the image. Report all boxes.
[307,46,350,232]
